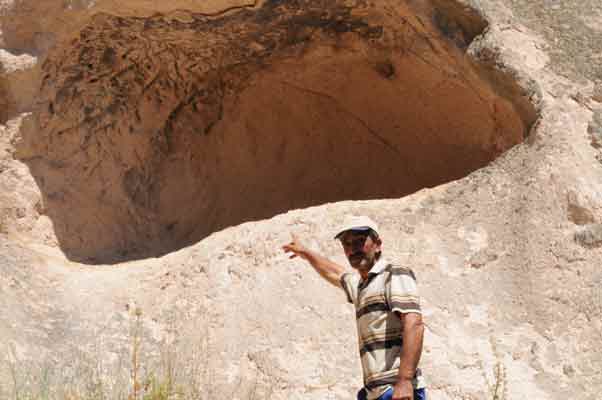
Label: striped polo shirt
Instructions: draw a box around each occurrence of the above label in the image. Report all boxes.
[340,258,425,400]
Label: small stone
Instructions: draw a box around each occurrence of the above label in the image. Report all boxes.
[593,84,602,103]
[468,249,498,268]
[574,224,602,248]
[562,364,575,376]
[566,191,595,225]
[588,110,602,148]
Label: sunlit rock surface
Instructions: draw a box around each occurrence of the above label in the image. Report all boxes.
[0,0,600,399]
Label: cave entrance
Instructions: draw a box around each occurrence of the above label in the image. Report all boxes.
[20,0,536,263]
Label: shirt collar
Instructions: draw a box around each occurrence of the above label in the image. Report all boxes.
[367,257,388,275]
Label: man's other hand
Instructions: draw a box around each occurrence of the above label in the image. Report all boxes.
[392,379,413,400]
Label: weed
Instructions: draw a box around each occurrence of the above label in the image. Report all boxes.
[489,361,506,400]
[481,338,507,400]
[2,303,279,400]
[130,307,143,400]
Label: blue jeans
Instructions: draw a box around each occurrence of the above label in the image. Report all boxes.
[357,386,426,400]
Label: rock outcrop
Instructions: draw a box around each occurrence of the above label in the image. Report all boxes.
[16,0,536,263]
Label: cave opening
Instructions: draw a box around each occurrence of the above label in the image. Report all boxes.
[17,0,537,264]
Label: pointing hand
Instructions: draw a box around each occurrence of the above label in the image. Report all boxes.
[282,234,309,260]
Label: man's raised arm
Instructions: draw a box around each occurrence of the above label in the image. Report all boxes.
[282,234,345,288]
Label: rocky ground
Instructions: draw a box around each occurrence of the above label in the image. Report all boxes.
[508,0,602,85]
[1,1,601,400]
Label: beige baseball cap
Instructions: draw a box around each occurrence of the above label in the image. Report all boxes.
[334,215,380,239]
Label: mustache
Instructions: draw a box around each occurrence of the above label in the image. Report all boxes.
[349,252,364,258]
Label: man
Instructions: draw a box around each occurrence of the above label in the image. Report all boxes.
[282,215,426,400]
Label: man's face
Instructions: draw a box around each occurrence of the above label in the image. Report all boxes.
[339,230,382,271]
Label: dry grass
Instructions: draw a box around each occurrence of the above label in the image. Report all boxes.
[481,338,508,400]
[489,362,507,400]
[0,307,266,400]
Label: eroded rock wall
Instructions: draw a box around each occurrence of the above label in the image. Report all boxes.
[15,0,535,262]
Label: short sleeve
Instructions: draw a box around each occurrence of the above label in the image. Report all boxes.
[386,267,421,314]
[340,272,359,305]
